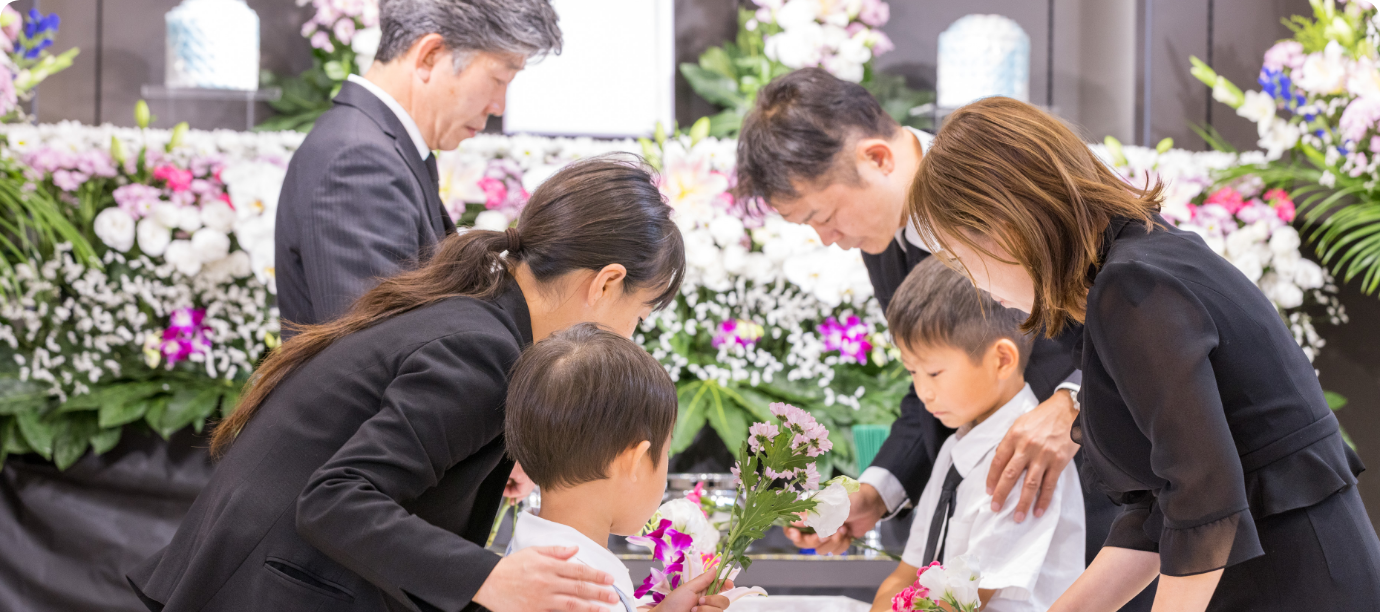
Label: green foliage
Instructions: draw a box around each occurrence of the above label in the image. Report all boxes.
[680,8,932,138]
[256,52,354,133]
[0,156,100,298]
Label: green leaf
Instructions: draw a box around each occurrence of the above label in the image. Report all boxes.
[699,46,738,80]
[52,414,98,470]
[160,387,222,438]
[0,416,10,465]
[672,381,710,454]
[63,381,163,414]
[221,384,243,419]
[99,395,154,429]
[0,378,50,414]
[1103,136,1127,167]
[705,385,750,455]
[89,427,122,455]
[707,109,745,138]
[688,117,711,147]
[680,64,746,109]
[16,411,54,460]
[1325,391,1349,411]
[1188,56,1219,88]
[143,396,170,439]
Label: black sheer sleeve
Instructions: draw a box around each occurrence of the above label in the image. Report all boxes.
[1088,261,1265,576]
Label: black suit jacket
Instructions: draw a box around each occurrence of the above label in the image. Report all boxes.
[275,81,454,337]
[128,281,531,612]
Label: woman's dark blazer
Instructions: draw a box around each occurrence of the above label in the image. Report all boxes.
[128,281,532,612]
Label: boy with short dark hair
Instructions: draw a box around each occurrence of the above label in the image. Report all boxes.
[504,323,732,612]
[871,258,1085,612]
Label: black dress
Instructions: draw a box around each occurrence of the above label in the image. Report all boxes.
[127,280,532,612]
[1076,216,1380,610]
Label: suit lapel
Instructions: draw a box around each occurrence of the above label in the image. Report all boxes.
[334,82,448,241]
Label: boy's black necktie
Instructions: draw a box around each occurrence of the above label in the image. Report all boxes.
[922,464,964,565]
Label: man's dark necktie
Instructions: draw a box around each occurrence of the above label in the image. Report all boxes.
[922,464,964,565]
[424,153,456,235]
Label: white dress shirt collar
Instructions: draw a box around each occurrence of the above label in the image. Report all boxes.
[949,384,1039,477]
[509,511,636,610]
[346,74,431,161]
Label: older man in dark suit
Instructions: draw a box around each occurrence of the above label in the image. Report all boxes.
[275,0,561,337]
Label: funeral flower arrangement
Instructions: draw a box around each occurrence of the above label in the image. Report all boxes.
[0,121,1337,471]
[681,0,930,136]
[0,118,299,468]
[629,402,854,602]
[1097,139,1345,363]
[1188,0,1380,294]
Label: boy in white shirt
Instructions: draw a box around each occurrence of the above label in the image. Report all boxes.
[872,258,1085,612]
[504,324,734,612]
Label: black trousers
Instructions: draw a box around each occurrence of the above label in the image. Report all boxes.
[1209,486,1380,611]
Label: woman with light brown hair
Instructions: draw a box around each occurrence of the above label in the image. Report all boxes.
[909,97,1380,612]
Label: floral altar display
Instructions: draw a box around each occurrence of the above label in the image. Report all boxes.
[0,121,1342,474]
[1188,0,1380,295]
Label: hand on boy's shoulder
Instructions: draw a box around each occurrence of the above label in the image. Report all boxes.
[646,572,734,612]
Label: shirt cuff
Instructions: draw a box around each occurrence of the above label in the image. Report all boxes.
[859,466,910,517]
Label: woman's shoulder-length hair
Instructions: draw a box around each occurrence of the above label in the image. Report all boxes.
[908,97,1163,337]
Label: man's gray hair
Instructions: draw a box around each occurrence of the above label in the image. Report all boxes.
[375,0,562,69]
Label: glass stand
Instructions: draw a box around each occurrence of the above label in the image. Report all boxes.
[138,85,282,130]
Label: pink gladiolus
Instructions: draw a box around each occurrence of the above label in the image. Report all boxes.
[153,165,194,192]
[1204,187,1245,215]
[52,169,86,192]
[113,183,163,219]
[334,18,356,45]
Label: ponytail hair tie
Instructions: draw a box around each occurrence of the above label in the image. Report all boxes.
[505,227,522,253]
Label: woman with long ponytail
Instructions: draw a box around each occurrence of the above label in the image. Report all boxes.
[129,157,685,612]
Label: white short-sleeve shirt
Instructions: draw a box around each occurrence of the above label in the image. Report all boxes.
[901,384,1086,612]
[508,511,638,611]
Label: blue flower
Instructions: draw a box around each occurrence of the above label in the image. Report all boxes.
[22,38,51,60]
[22,9,60,40]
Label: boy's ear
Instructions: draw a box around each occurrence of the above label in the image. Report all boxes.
[991,338,1021,380]
[615,440,653,480]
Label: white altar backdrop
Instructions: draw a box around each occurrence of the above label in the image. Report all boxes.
[502,0,675,138]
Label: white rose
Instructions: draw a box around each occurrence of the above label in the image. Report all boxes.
[175,205,204,232]
[1294,259,1326,290]
[136,217,173,257]
[473,210,510,231]
[93,207,136,252]
[1237,90,1276,125]
[775,0,823,30]
[199,200,237,233]
[1260,272,1305,309]
[191,228,231,263]
[1269,226,1301,255]
[765,23,826,69]
[152,201,181,228]
[1230,249,1264,283]
[352,26,382,74]
[164,240,203,277]
[801,476,858,536]
[708,214,745,248]
[225,250,252,278]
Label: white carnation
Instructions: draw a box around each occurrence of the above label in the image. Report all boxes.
[152,202,181,228]
[191,228,231,263]
[708,214,745,248]
[93,208,136,252]
[1294,259,1326,290]
[1237,90,1276,126]
[164,240,203,277]
[1260,272,1304,309]
[136,218,173,257]
[175,205,204,232]
[1269,226,1302,255]
[199,200,237,233]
